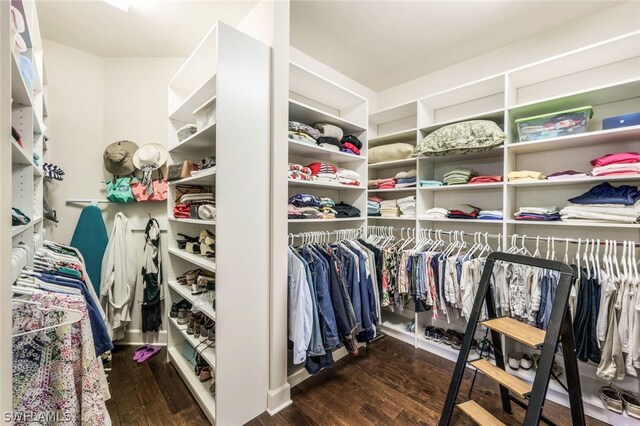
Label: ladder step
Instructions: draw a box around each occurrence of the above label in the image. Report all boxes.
[457,400,506,426]
[480,316,546,348]
[470,359,533,398]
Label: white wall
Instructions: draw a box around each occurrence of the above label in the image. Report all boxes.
[377,1,640,110]
[43,39,184,343]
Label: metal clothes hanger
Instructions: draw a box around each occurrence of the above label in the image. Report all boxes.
[12,297,84,338]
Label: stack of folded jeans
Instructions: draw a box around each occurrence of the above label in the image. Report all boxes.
[514,206,561,221]
[397,196,416,217]
[444,168,477,185]
[560,182,640,223]
[590,152,640,177]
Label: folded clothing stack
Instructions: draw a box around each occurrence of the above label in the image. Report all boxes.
[546,170,589,180]
[395,169,417,188]
[514,206,560,221]
[478,209,503,220]
[307,162,339,184]
[560,182,640,223]
[444,168,477,185]
[368,180,380,190]
[423,207,448,220]
[314,123,344,152]
[174,192,216,220]
[368,196,383,216]
[288,163,312,181]
[340,135,363,156]
[469,175,502,184]
[397,196,416,217]
[380,199,400,217]
[335,202,361,218]
[420,180,443,187]
[447,204,480,219]
[377,178,397,189]
[508,170,546,182]
[336,168,361,186]
[288,193,331,219]
[289,121,321,144]
[590,152,640,177]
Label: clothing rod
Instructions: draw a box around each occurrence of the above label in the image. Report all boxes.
[66,199,111,205]
[289,229,363,239]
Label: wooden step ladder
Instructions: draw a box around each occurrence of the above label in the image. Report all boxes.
[439,252,585,426]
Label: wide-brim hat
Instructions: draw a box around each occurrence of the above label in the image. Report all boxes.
[133,143,168,171]
[104,140,138,175]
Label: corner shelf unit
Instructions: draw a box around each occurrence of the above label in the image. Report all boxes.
[286,61,369,385]
[165,22,270,426]
[7,0,46,281]
[367,30,640,425]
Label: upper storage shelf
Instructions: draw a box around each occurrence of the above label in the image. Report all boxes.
[168,24,218,122]
[289,61,367,129]
[508,30,640,107]
[368,102,417,144]
[418,74,505,128]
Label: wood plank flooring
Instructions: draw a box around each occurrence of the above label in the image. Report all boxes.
[107,338,608,426]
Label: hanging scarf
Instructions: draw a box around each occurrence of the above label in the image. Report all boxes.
[141,217,163,333]
[141,164,157,196]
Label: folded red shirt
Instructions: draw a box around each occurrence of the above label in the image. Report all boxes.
[341,142,360,156]
[469,175,503,184]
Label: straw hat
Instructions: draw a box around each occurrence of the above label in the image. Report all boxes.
[133,143,168,171]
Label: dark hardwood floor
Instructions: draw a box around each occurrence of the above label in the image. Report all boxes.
[107,338,609,426]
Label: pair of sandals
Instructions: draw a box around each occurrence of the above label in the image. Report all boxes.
[600,385,640,419]
[177,230,215,257]
[132,345,162,363]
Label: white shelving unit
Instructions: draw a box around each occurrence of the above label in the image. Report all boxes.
[286,61,369,385]
[1,0,46,416]
[366,30,640,424]
[165,22,270,426]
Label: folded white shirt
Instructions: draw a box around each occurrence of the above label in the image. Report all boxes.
[518,206,559,214]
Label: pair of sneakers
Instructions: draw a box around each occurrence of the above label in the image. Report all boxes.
[170,300,193,324]
[508,352,534,370]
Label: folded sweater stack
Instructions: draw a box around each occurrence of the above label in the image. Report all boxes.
[288,163,312,181]
[395,169,417,188]
[380,199,400,217]
[397,196,416,217]
[336,168,361,186]
[377,178,397,189]
[508,170,546,182]
[560,182,640,223]
[478,209,503,220]
[423,207,448,220]
[447,204,480,219]
[444,168,477,185]
[514,206,560,221]
[590,152,640,177]
[470,175,502,184]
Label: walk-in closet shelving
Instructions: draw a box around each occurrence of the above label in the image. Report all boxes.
[2,0,46,414]
[367,30,640,424]
[165,22,270,425]
[286,61,369,387]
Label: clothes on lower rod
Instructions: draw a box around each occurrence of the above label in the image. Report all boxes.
[288,240,381,374]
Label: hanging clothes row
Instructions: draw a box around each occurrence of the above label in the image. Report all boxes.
[364,228,500,323]
[12,239,112,425]
[287,229,381,375]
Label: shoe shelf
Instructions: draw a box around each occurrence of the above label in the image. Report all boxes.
[379,311,415,346]
[167,347,216,424]
[168,167,216,186]
[168,280,216,321]
[11,140,32,166]
[167,316,216,369]
[168,216,216,226]
[11,51,32,107]
[168,247,216,272]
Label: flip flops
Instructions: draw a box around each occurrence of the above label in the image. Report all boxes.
[133,345,162,363]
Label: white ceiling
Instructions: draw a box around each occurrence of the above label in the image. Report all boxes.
[38,0,258,57]
[290,0,623,91]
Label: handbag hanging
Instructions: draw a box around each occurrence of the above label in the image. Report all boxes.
[106,175,138,203]
[132,169,168,202]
